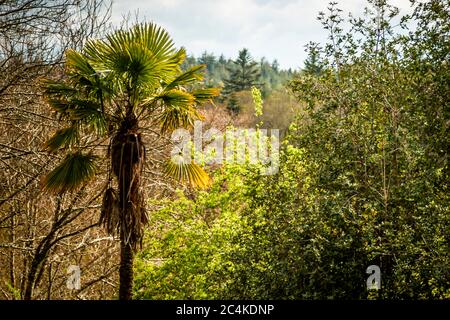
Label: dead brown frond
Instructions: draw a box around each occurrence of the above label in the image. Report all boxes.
[100,187,120,235]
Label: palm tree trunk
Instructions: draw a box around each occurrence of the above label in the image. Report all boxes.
[113,111,146,300]
[119,237,134,300]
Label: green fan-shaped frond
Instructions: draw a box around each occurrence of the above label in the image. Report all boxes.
[66,49,96,76]
[158,105,201,133]
[155,89,203,133]
[46,98,107,134]
[83,23,186,92]
[46,97,72,115]
[64,49,109,101]
[122,42,183,88]
[69,99,106,134]
[159,89,194,106]
[192,88,221,105]
[164,159,210,189]
[42,79,77,98]
[164,65,205,90]
[45,126,79,152]
[132,23,176,59]
[68,99,102,119]
[43,152,97,193]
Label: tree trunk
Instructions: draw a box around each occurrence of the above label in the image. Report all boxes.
[23,257,41,300]
[112,111,146,300]
[23,267,36,300]
[119,238,134,300]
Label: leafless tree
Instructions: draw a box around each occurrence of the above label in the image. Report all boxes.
[0,0,119,300]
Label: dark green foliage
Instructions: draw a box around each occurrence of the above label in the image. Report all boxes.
[302,42,324,76]
[43,152,97,193]
[223,48,261,95]
[134,0,449,300]
[226,93,240,114]
[181,50,294,96]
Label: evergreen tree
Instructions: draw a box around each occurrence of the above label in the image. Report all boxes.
[302,42,324,76]
[271,59,279,72]
[226,93,240,114]
[181,50,293,97]
[198,51,217,74]
[218,54,227,65]
[223,48,261,95]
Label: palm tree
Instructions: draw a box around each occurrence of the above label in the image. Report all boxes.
[41,23,219,300]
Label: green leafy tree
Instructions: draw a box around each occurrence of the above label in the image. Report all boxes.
[134,0,449,300]
[41,23,219,300]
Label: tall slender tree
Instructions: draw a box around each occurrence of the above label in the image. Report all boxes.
[302,43,324,76]
[223,48,261,94]
[42,23,219,300]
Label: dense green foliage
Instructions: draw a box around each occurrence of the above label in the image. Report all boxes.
[134,0,449,300]
[302,42,324,76]
[182,50,294,96]
[183,49,294,114]
[223,49,261,94]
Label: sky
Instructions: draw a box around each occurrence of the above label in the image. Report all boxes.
[111,0,413,70]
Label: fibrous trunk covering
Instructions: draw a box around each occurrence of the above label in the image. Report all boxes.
[113,120,147,247]
[101,113,148,300]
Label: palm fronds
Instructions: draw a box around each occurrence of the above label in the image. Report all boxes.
[45,126,79,152]
[83,23,186,90]
[164,65,205,90]
[155,89,204,133]
[192,88,221,105]
[45,97,107,135]
[65,49,106,97]
[42,79,78,98]
[43,152,97,193]
[164,159,210,189]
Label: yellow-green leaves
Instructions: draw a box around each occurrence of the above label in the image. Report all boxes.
[156,89,203,133]
[165,65,205,90]
[164,160,210,189]
[66,49,96,76]
[193,88,221,105]
[251,86,263,117]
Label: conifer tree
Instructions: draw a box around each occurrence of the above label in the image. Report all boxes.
[223,48,261,95]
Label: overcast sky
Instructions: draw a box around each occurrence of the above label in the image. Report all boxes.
[111,0,412,70]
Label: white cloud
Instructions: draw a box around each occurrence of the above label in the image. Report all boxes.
[111,0,413,69]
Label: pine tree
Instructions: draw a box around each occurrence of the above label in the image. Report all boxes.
[303,44,324,76]
[271,59,279,72]
[223,48,261,95]
[226,93,240,114]
[218,54,227,65]
[198,51,217,74]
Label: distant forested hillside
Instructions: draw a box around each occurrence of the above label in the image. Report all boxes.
[182,50,295,96]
